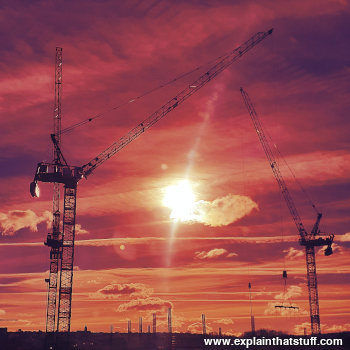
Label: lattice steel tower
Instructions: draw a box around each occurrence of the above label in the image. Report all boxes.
[45,47,63,333]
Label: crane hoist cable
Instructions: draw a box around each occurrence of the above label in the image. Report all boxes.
[60,67,201,134]
[259,114,320,215]
[251,105,314,314]
[80,29,274,177]
[274,145,320,215]
[274,271,299,312]
[60,49,236,135]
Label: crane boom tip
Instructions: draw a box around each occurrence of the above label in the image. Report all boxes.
[268,28,274,34]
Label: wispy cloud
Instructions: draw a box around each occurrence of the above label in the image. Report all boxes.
[193,194,258,227]
[187,321,213,334]
[274,285,302,301]
[75,224,89,235]
[195,248,237,259]
[0,235,298,247]
[0,210,51,235]
[91,283,152,299]
[294,322,350,335]
[338,233,350,242]
[213,318,234,325]
[117,297,173,313]
[283,247,304,259]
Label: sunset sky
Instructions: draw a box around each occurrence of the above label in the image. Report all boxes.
[0,0,350,336]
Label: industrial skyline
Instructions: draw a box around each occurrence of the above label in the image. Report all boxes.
[0,0,349,338]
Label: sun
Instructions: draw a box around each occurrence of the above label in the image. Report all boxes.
[163,180,196,222]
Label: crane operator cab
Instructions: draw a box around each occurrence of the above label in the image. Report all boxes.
[30,162,84,197]
[324,235,334,256]
[313,234,334,256]
[300,234,334,256]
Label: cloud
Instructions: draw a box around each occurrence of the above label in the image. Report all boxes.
[75,224,89,235]
[0,210,84,237]
[187,322,213,334]
[117,297,173,313]
[274,285,302,301]
[264,302,306,317]
[87,280,99,284]
[227,252,238,257]
[213,318,234,325]
[324,323,350,333]
[294,322,310,335]
[0,318,32,326]
[0,310,6,316]
[93,283,153,299]
[194,248,237,260]
[294,322,350,335]
[225,330,242,337]
[102,284,170,316]
[141,314,186,329]
[0,235,301,247]
[0,210,51,235]
[337,233,350,242]
[193,194,258,227]
[264,285,306,316]
[283,247,304,259]
[195,248,226,259]
[16,313,34,318]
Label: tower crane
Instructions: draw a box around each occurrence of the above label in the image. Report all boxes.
[30,29,273,334]
[240,88,334,335]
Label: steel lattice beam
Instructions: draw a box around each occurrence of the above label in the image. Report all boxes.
[306,246,320,334]
[45,47,63,334]
[57,185,77,332]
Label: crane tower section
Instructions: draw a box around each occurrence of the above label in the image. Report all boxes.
[45,47,63,334]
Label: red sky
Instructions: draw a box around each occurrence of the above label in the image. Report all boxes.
[0,0,350,336]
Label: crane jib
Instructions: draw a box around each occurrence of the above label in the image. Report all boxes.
[82,28,273,177]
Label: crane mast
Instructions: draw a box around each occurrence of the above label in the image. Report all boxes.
[45,47,63,334]
[240,88,334,335]
[30,29,273,336]
[57,185,77,332]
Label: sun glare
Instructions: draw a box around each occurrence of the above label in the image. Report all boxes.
[163,180,196,222]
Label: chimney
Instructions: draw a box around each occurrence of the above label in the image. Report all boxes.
[202,314,206,335]
[127,320,131,333]
[168,308,172,333]
[153,313,157,333]
[139,317,143,334]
